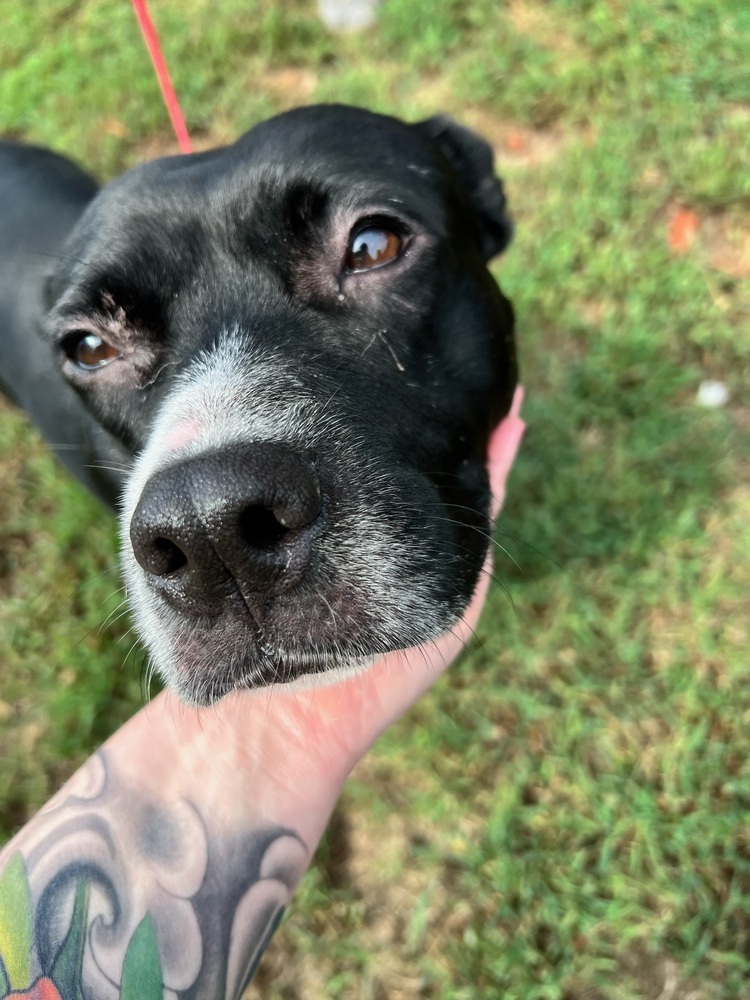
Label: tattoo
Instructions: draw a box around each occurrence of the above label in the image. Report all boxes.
[0,751,308,999]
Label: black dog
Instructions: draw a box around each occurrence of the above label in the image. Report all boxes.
[0,105,516,704]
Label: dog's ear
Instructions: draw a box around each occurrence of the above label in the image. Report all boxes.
[418,115,512,260]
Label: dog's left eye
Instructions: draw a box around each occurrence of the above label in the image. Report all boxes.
[63,332,120,370]
[345,223,404,273]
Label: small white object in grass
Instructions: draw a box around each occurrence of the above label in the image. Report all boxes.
[318,0,380,31]
[697,380,730,408]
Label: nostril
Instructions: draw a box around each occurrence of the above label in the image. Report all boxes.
[149,537,189,576]
[239,505,290,551]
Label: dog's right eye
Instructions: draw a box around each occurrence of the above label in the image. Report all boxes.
[62,332,120,370]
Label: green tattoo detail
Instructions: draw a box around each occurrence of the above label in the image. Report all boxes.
[49,881,89,1000]
[0,853,165,1000]
[0,853,33,990]
[119,916,163,1000]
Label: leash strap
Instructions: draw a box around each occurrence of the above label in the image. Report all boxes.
[130,0,193,153]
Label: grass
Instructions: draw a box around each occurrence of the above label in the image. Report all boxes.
[1,0,749,996]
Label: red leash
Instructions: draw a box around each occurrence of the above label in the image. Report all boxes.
[130,0,193,153]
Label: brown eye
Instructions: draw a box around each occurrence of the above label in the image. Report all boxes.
[65,332,120,370]
[345,225,404,273]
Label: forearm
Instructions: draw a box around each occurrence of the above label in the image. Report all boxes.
[0,691,350,1000]
[0,610,487,1000]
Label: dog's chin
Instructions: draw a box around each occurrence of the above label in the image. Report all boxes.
[167,649,382,707]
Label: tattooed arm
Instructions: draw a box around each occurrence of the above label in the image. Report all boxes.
[0,395,524,1000]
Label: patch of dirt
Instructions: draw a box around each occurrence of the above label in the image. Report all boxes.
[724,103,750,124]
[505,0,581,54]
[244,794,444,1000]
[619,949,706,1000]
[565,947,709,999]
[700,211,750,280]
[248,790,473,999]
[261,66,318,103]
[463,108,578,168]
[578,298,614,328]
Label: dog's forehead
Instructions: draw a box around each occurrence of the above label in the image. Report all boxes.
[99,106,451,223]
[232,104,443,180]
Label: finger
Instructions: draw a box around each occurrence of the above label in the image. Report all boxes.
[489,385,526,520]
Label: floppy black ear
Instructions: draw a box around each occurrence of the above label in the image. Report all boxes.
[418,114,513,260]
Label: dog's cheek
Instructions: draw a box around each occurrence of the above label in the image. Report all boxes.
[430,274,517,429]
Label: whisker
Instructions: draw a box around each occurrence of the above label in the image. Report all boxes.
[21,246,94,269]
[97,604,132,636]
[122,636,143,672]
[425,510,524,575]
[475,561,517,613]
[143,654,160,705]
[61,566,123,613]
[83,462,132,476]
[421,497,559,572]
[74,597,129,647]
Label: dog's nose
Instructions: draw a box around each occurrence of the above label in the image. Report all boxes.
[129,442,323,614]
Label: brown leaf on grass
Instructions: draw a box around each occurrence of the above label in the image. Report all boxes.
[667,206,700,252]
[505,128,528,153]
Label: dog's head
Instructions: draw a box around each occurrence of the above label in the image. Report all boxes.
[44,105,517,704]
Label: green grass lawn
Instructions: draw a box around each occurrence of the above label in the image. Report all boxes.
[1,1,749,997]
